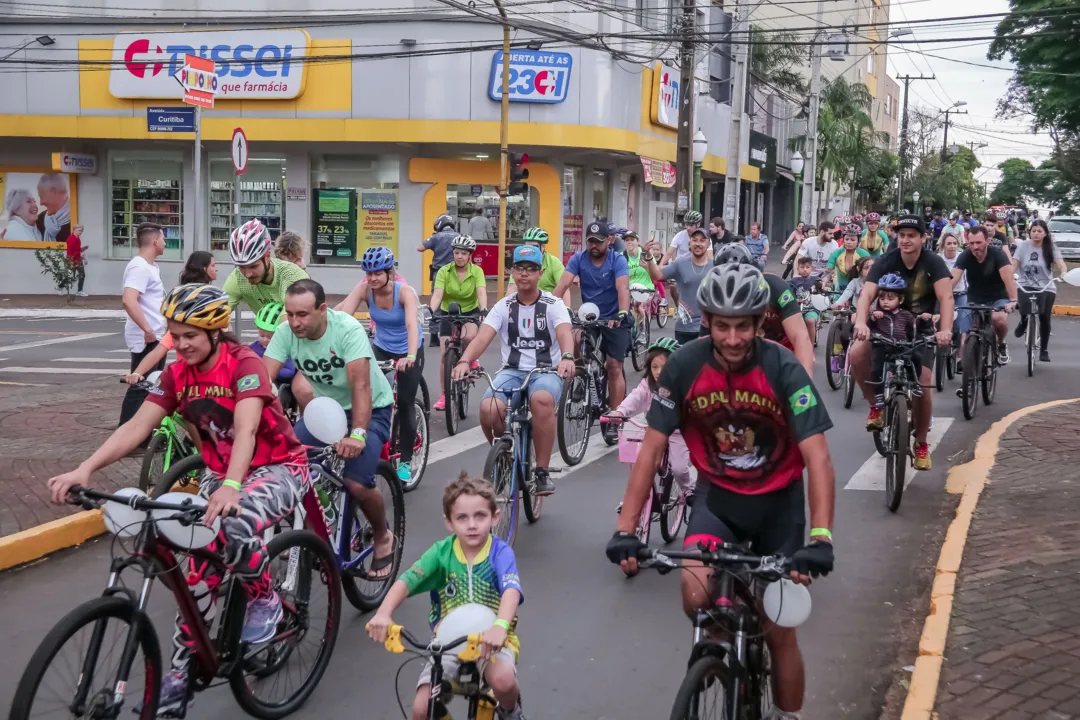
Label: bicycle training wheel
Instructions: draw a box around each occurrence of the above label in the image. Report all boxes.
[338,461,406,611]
[630,316,650,373]
[885,394,908,513]
[443,347,461,435]
[399,401,429,493]
[658,470,686,544]
[981,341,998,405]
[668,655,732,720]
[521,440,543,525]
[824,323,844,391]
[10,595,162,720]
[231,529,341,719]
[556,370,591,466]
[961,339,980,420]
[150,452,206,499]
[484,439,519,546]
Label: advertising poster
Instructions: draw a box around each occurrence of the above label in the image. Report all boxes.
[472,244,500,277]
[0,169,78,248]
[562,214,583,264]
[312,188,356,259]
[357,190,399,258]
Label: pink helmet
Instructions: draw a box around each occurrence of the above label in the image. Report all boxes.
[229,219,271,266]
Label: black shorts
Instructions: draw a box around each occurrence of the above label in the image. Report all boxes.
[684,481,806,557]
[439,308,483,338]
[597,321,632,361]
[675,329,700,346]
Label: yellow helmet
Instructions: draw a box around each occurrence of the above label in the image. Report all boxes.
[161,283,232,330]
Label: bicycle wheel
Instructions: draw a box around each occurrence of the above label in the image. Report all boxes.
[484,439,518,546]
[961,338,980,420]
[842,361,856,409]
[150,453,206,499]
[630,315,650,372]
[521,439,543,525]
[231,530,341,719]
[934,347,946,392]
[139,431,168,493]
[885,394,908,513]
[418,374,431,414]
[981,339,998,405]
[557,371,591,466]
[399,401,429,493]
[824,322,844,391]
[443,346,461,435]
[457,373,470,421]
[658,470,686,544]
[656,300,669,328]
[338,461,406,611]
[10,595,162,720]
[636,489,653,545]
[668,655,732,720]
[1026,313,1037,378]
[745,641,773,720]
[946,336,958,380]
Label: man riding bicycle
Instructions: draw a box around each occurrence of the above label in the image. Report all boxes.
[262,279,398,577]
[552,220,632,412]
[950,225,1018,364]
[429,234,488,411]
[643,227,711,345]
[659,210,709,310]
[507,226,570,303]
[605,263,836,720]
[47,283,310,715]
[454,245,576,496]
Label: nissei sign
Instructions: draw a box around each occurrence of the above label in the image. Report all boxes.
[489,50,573,104]
[109,30,309,100]
[651,63,679,129]
[51,152,98,175]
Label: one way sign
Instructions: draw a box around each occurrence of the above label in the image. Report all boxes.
[232,128,248,175]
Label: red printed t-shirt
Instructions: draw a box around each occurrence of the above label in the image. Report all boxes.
[646,338,832,495]
[146,343,305,475]
[758,273,802,350]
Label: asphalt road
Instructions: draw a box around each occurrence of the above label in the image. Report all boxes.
[3,309,1080,719]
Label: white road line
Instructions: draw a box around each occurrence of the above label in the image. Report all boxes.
[550,435,618,476]
[844,417,955,491]
[0,366,121,375]
[428,426,489,464]
[106,349,130,353]
[54,357,131,363]
[0,332,117,353]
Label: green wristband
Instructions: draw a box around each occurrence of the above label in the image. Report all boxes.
[810,527,832,541]
[223,479,242,491]
[406,354,416,360]
[493,619,511,631]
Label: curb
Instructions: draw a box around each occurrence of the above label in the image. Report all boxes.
[900,397,1080,720]
[1053,305,1080,316]
[0,510,104,572]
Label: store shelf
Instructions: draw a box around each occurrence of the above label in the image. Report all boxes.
[111,178,184,252]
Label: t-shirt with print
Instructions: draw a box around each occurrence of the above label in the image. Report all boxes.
[827,247,869,288]
[565,249,629,320]
[955,247,1010,305]
[797,237,839,272]
[646,338,832,495]
[400,534,524,658]
[1014,240,1062,291]
[866,248,951,316]
[759,273,803,350]
[146,343,305,475]
[264,308,394,411]
[484,291,571,370]
[861,229,889,256]
[122,255,166,353]
[435,262,485,312]
[661,255,711,332]
[625,249,653,289]
[223,258,309,313]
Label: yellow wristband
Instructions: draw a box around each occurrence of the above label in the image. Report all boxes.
[493,619,511,631]
[223,479,242,491]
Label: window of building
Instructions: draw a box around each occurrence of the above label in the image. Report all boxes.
[708,6,732,103]
[562,166,584,261]
[591,169,611,221]
[208,156,286,260]
[445,184,536,277]
[109,151,184,260]
[309,154,400,266]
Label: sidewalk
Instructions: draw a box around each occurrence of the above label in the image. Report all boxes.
[933,402,1080,719]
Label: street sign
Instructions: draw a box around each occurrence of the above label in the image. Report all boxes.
[147,106,196,132]
[175,54,216,109]
[232,128,248,175]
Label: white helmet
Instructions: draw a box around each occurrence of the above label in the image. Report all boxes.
[229,219,271,266]
[451,234,477,252]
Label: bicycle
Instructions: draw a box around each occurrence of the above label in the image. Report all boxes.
[480,367,559,546]
[824,305,853,391]
[957,305,1002,421]
[11,485,340,720]
[119,377,198,495]
[377,360,430,492]
[557,308,617,466]
[604,415,688,544]
[933,295,964,392]
[628,288,652,372]
[437,302,485,436]
[870,334,935,512]
[1016,277,1055,378]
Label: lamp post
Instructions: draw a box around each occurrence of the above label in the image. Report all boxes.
[912,190,920,214]
[0,35,54,63]
[847,166,856,215]
[790,151,804,230]
[692,130,708,212]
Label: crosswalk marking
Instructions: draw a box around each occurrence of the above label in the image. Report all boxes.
[54,357,131,364]
[0,332,117,353]
[844,417,955,491]
[0,367,121,375]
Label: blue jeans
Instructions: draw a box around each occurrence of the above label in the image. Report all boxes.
[953,293,971,334]
[294,405,392,488]
[483,368,563,405]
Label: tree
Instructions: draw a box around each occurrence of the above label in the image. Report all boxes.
[909,145,984,212]
[989,158,1036,206]
[34,247,79,303]
[906,105,944,161]
[750,27,808,95]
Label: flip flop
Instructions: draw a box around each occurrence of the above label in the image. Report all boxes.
[367,537,398,580]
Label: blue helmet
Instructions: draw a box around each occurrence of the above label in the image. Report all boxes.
[361,246,395,272]
[878,272,907,291]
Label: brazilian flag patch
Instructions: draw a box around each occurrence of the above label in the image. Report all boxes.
[237,373,261,392]
[789,385,818,416]
[777,289,795,308]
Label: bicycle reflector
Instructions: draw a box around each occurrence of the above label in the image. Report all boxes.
[508,153,529,196]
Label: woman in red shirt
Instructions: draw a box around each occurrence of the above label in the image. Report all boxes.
[47,283,309,714]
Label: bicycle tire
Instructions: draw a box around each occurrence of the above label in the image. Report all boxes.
[457,373,470,422]
[636,489,652,546]
[631,316,650,372]
[981,339,998,406]
[10,595,162,720]
[139,431,168,493]
[278,383,299,425]
[150,453,206,499]
[399,401,429,493]
[1027,314,1036,378]
[668,654,733,720]
[230,530,341,719]
[556,371,591,466]
[658,469,685,544]
[443,346,460,435]
[419,374,431,414]
[961,337,980,420]
[885,394,908,513]
[484,439,519,546]
[824,322,844,391]
[656,302,669,328]
[934,347,945,392]
[339,461,406,612]
[843,362,856,409]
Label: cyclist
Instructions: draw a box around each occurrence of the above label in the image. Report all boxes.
[745,222,770,269]
[983,215,1014,263]
[223,219,309,314]
[1013,218,1066,362]
[861,212,889,257]
[660,210,708,309]
[828,224,870,291]
[940,212,966,247]
[797,220,839,274]
[249,302,297,385]
[853,215,953,471]
[48,283,309,715]
[606,263,836,720]
[419,214,459,346]
[940,234,970,369]
[866,273,921,411]
[552,220,632,412]
[950,225,1018,364]
[715,243,816,375]
[262,279,398,577]
[790,256,824,346]
[507,226,570,303]
[336,247,425,483]
[454,245,576,496]
[429,234,488,411]
[644,227,711,345]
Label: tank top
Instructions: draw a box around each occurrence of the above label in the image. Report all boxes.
[368,282,421,355]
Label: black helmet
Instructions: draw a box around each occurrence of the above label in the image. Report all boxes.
[713,243,753,266]
[697,264,770,317]
[434,214,455,232]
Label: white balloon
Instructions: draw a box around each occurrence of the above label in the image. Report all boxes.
[152,492,220,550]
[434,603,497,645]
[810,294,830,313]
[1063,267,1080,288]
[303,396,348,444]
[578,302,600,321]
[762,578,812,628]
[145,370,162,386]
[102,487,150,538]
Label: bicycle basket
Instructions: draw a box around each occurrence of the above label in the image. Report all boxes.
[617,422,646,464]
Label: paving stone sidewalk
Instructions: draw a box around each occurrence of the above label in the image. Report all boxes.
[935,402,1080,720]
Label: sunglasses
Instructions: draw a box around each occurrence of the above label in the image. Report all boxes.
[512,263,541,273]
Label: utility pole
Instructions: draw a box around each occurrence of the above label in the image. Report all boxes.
[723,0,752,232]
[674,0,696,219]
[801,0,826,228]
[494,0,511,297]
[896,74,934,213]
[940,107,967,162]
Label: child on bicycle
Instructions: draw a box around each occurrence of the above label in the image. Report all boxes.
[367,474,525,720]
[867,273,920,428]
[831,256,873,311]
[789,257,823,345]
[248,302,297,385]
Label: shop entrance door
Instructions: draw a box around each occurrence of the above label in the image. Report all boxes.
[651,201,675,251]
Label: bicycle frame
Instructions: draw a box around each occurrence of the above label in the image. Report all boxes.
[382,626,496,720]
[153,414,191,468]
[305,451,377,576]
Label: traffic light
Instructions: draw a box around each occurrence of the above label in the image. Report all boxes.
[508,152,529,196]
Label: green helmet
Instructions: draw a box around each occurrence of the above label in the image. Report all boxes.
[254,302,285,332]
[522,227,549,244]
[648,337,680,354]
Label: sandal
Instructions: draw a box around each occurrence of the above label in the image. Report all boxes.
[367,536,398,580]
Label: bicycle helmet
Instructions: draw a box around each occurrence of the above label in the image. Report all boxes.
[254,302,284,332]
[229,219,271,266]
[683,210,703,225]
[434,214,455,232]
[522,227,549,244]
[451,235,477,252]
[713,242,753,266]
[866,212,881,223]
[624,230,640,240]
[161,283,232,330]
[697,264,770,317]
[361,246,395,272]
[844,223,863,237]
[877,272,907,291]
[649,337,680,354]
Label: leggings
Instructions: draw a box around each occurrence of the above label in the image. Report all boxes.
[373,343,425,463]
[1018,289,1054,351]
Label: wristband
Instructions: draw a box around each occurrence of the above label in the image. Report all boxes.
[493,619,511,631]
[350,428,367,442]
[561,352,575,360]
[223,479,242,491]
[406,354,416,360]
[617,310,628,319]
[809,527,833,542]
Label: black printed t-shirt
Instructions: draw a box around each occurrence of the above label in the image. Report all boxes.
[955,247,1010,305]
[866,247,951,316]
[758,273,803,350]
[647,338,833,495]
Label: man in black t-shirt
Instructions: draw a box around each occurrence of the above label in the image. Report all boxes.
[853,215,953,471]
[951,225,1017,363]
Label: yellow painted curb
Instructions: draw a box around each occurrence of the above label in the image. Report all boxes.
[0,510,104,571]
[900,397,1080,720]
[1053,305,1080,316]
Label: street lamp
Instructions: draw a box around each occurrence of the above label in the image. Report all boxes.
[847,166,856,215]
[0,35,55,63]
[692,130,708,212]
[790,151,804,228]
[889,29,913,39]
[912,190,920,213]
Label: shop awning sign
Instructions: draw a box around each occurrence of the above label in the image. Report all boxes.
[651,63,680,129]
[489,49,573,104]
[640,157,676,188]
[51,152,97,175]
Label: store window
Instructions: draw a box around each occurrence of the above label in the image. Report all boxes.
[446,184,537,278]
[562,166,583,263]
[309,154,400,266]
[109,152,184,260]
[209,156,286,260]
[591,169,611,222]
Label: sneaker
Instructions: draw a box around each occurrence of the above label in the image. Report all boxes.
[242,593,283,645]
[830,356,841,373]
[615,501,623,514]
[866,407,885,432]
[396,463,412,483]
[497,704,525,720]
[433,394,446,411]
[532,467,555,496]
[998,344,1010,365]
[913,442,931,471]
[1014,319,1027,338]
[763,709,801,720]
[956,387,964,398]
[156,672,190,716]
[76,291,88,297]
[1040,350,1050,362]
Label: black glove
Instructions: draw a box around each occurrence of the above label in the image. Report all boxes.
[605,531,645,565]
[791,540,834,578]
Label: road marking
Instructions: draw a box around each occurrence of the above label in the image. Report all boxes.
[428,426,489,464]
[106,349,130,353]
[0,366,120,375]
[550,435,618,475]
[0,330,81,335]
[844,417,955,491]
[0,332,117,353]
[0,380,49,386]
[54,357,131,363]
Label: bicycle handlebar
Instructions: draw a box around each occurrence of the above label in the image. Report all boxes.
[375,623,485,663]
[869,333,937,348]
[67,485,206,519]
[636,546,791,579]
